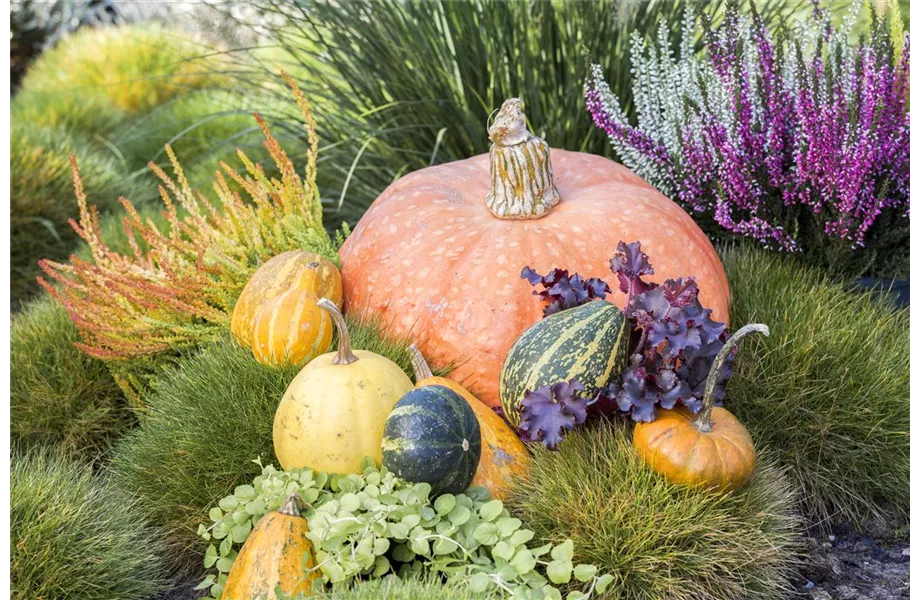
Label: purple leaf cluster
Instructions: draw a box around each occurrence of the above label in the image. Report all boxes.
[518,380,590,450]
[521,266,611,317]
[595,242,730,422]
[585,2,909,273]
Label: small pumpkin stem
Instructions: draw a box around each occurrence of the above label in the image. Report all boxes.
[278,493,305,517]
[695,323,770,433]
[317,298,358,365]
[408,344,433,381]
[485,98,560,220]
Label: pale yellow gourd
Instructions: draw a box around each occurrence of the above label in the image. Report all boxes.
[273,299,414,474]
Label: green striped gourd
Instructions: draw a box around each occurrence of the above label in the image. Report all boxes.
[499,301,628,427]
[382,385,482,495]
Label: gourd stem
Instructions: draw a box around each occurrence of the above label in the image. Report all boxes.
[485,98,560,220]
[317,298,358,365]
[408,344,433,381]
[695,324,770,433]
[278,493,305,517]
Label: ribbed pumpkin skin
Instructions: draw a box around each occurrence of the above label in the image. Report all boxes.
[273,350,414,474]
[220,509,318,600]
[339,150,730,408]
[632,406,757,491]
[251,278,332,366]
[500,301,627,427]
[382,386,482,495]
[414,374,528,501]
[231,250,342,348]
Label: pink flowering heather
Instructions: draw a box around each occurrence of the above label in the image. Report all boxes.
[586,2,909,275]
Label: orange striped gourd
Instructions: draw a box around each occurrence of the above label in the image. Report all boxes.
[221,493,319,600]
[231,251,342,366]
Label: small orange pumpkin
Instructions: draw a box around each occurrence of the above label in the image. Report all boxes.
[632,324,768,492]
[221,493,319,600]
[408,344,529,500]
[231,251,342,366]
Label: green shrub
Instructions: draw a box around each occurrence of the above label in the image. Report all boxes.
[317,575,497,599]
[11,295,130,459]
[721,246,909,527]
[239,0,799,226]
[111,318,417,556]
[15,24,221,134]
[11,123,128,304]
[507,421,802,600]
[11,448,169,600]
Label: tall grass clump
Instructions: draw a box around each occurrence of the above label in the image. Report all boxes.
[234,0,797,225]
[15,24,221,134]
[11,448,169,600]
[11,295,130,460]
[320,575,498,599]
[111,317,416,557]
[507,422,801,600]
[721,246,909,527]
[11,123,128,304]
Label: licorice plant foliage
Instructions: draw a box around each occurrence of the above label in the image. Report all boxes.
[199,458,615,600]
[12,448,169,600]
[586,1,909,276]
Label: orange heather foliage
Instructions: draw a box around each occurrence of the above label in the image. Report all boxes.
[38,74,337,362]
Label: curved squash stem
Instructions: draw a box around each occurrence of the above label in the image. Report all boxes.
[279,493,305,517]
[408,344,434,381]
[694,323,770,433]
[485,98,560,220]
[317,298,358,365]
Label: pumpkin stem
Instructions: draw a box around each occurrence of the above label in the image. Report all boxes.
[485,98,560,220]
[408,344,434,381]
[695,323,770,432]
[278,493,306,517]
[317,298,358,365]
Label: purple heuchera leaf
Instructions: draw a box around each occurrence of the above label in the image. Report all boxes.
[518,379,589,450]
[521,267,610,317]
[609,241,655,296]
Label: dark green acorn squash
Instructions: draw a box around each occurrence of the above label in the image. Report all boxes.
[499,300,628,427]
[382,385,482,495]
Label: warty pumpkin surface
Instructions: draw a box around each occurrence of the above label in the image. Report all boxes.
[339,99,729,408]
[221,493,319,600]
[408,345,528,501]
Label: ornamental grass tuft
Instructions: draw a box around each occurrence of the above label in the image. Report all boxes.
[111,317,417,559]
[507,421,802,600]
[15,24,221,134]
[10,123,129,305]
[11,295,130,460]
[721,245,909,527]
[318,576,497,599]
[11,448,169,600]
[234,0,799,226]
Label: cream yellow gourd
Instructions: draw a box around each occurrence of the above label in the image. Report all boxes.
[273,299,414,474]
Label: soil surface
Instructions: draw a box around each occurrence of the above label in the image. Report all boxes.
[799,519,909,600]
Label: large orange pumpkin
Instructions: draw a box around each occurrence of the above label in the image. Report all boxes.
[339,99,729,408]
[408,345,528,501]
